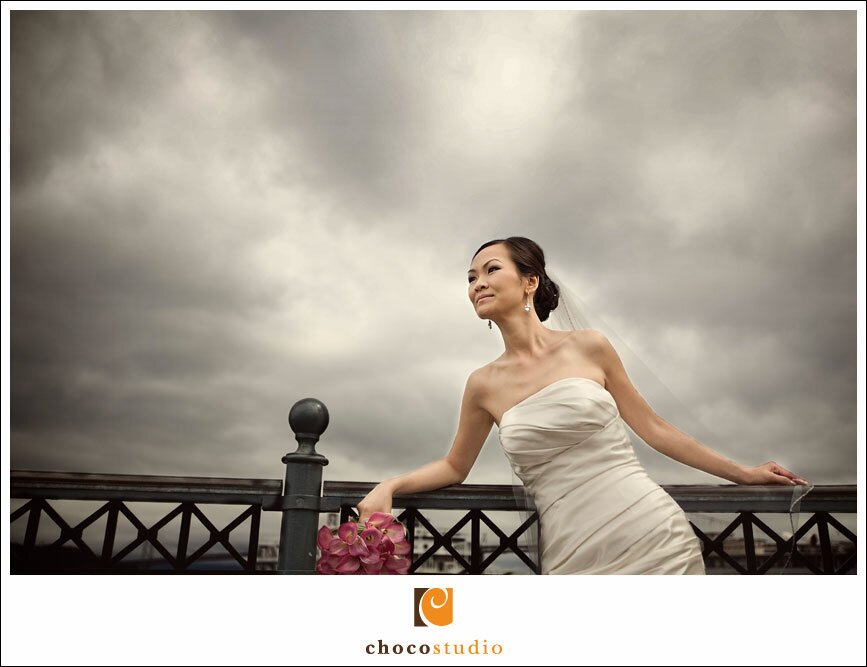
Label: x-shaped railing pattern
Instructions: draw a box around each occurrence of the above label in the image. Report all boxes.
[687,510,856,575]
[12,498,261,572]
[341,505,542,574]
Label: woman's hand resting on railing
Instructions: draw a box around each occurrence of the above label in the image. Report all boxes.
[356,483,395,524]
[738,461,810,486]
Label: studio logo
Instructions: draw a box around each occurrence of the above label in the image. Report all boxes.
[413,587,453,627]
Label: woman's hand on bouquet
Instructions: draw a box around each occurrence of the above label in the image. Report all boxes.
[356,483,395,524]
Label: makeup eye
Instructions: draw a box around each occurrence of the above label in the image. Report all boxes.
[468,266,498,284]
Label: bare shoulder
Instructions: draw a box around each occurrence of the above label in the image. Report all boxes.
[571,327,609,352]
[467,363,494,396]
[568,328,612,385]
[465,366,485,391]
[459,365,496,429]
[467,360,506,413]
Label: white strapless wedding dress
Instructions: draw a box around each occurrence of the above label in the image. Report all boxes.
[498,377,706,575]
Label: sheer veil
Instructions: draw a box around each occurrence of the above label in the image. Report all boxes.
[505,265,813,574]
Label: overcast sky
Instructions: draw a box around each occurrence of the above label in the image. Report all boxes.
[8,9,857,513]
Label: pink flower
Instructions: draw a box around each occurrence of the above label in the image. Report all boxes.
[315,513,411,575]
[361,527,383,550]
[383,554,410,574]
[337,520,370,557]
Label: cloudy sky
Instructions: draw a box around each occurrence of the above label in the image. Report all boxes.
[8,9,857,532]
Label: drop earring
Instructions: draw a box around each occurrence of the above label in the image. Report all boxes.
[524,295,531,312]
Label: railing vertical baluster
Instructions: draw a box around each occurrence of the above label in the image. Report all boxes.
[742,515,756,574]
[407,508,416,572]
[817,512,833,574]
[535,515,542,574]
[24,500,41,557]
[471,510,481,574]
[277,398,330,574]
[247,506,261,572]
[102,501,118,566]
[176,503,191,570]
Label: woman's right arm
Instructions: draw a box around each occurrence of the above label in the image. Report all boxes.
[357,459,463,524]
[357,370,494,523]
[382,458,466,496]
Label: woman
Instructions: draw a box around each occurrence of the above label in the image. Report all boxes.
[357,236,810,574]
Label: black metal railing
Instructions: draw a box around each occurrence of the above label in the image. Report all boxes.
[10,471,282,573]
[10,398,857,575]
[323,481,856,575]
[328,481,542,574]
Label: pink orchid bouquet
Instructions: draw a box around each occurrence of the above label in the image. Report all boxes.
[316,512,411,575]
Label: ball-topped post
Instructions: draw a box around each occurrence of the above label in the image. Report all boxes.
[284,398,330,463]
[277,397,331,574]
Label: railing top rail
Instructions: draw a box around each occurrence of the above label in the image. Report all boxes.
[10,470,855,513]
[11,469,283,501]
[323,481,856,513]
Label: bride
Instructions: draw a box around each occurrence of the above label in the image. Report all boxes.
[357,236,810,574]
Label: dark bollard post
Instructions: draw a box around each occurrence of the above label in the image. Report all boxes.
[277,397,330,574]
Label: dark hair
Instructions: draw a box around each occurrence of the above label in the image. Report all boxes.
[471,236,560,322]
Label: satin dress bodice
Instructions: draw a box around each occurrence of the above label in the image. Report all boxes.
[498,377,705,574]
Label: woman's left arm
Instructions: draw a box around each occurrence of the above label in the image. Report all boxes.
[584,328,810,486]
[646,417,808,485]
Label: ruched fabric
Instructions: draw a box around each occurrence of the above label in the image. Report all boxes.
[498,377,705,575]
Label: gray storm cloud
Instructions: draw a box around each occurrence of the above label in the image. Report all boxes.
[10,9,856,510]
